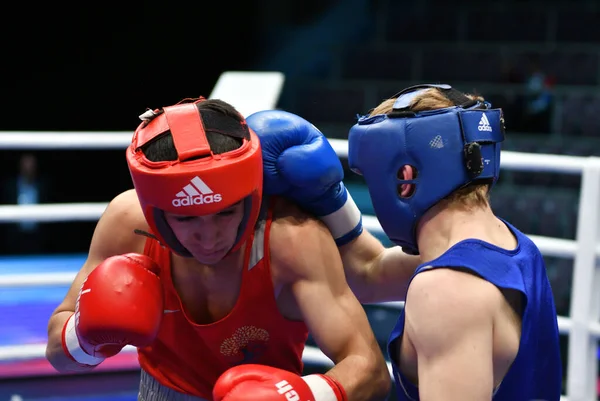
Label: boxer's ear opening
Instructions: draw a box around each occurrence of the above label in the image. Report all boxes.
[398,165,417,198]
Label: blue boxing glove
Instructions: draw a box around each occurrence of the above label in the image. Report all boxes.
[247,110,363,246]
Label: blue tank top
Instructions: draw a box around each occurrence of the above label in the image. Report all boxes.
[387,220,562,401]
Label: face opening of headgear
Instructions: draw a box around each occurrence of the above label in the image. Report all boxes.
[126,97,263,258]
[347,84,505,255]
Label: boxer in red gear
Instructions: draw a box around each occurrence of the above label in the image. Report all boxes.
[45,98,390,401]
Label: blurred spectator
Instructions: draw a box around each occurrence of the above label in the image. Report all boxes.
[521,55,555,134]
[1,153,51,254]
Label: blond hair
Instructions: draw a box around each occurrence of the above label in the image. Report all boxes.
[370,88,490,210]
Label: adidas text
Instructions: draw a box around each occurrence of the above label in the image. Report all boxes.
[478,114,492,132]
[172,194,222,207]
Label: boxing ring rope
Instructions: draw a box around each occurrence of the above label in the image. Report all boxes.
[0,133,599,401]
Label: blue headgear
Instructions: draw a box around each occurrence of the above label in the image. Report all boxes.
[348,84,505,255]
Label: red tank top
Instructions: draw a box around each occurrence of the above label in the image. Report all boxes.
[137,199,309,398]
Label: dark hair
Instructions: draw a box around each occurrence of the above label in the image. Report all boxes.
[141,99,250,162]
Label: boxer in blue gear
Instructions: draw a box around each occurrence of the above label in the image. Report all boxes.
[249,84,562,401]
[246,110,364,246]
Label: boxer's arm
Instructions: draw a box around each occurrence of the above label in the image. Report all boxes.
[46,190,145,373]
[404,268,494,401]
[271,210,391,401]
[338,231,419,304]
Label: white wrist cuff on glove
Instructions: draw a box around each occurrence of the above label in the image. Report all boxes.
[302,375,339,401]
[63,313,105,366]
[320,192,362,242]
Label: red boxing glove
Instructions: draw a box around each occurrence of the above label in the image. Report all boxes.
[214,364,347,401]
[61,253,163,366]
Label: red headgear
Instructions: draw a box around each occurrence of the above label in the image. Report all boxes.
[126,98,263,257]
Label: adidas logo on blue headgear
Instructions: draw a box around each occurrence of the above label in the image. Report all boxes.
[348,84,505,255]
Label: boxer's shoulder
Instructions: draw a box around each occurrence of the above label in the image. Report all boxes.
[270,197,331,239]
[271,197,318,226]
[92,189,148,255]
[269,198,336,279]
[103,189,147,227]
[405,267,499,332]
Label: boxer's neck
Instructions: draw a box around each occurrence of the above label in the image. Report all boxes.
[416,202,513,263]
[174,244,246,288]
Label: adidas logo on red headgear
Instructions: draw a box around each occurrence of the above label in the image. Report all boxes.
[172,176,223,207]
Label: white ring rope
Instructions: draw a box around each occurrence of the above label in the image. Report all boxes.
[328,139,590,174]
[0,132,133,149]
[0,132,590,174]
[0,203,109,222]
[0,206,590,259]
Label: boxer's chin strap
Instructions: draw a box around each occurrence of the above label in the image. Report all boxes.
[302,374,347,401]
[133,229,172,250]
[133,229,160,241]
